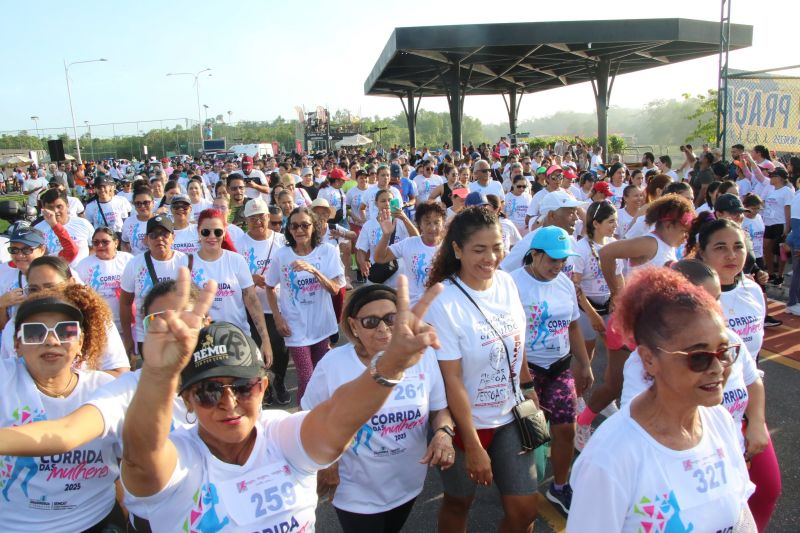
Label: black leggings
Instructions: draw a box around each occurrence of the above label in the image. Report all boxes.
[334,497,416,533]
[247,312,289,380]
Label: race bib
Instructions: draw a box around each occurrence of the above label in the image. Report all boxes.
[216,462,302,526]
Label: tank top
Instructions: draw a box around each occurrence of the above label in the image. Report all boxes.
[632,232,676,270]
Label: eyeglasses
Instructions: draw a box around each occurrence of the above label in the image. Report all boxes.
[92,239,113,247]
[171,204,190,211]
[8,246,35,256]
[143,311,165,332]
[475,168,489,173]
[289,222,312,231]
[514,185,527,190]
[134,200,153,208]
[200,228,224,238]
[148,231,171,240]
[229,185,246,191]
[268,220,284,228]
[354,313,396,329]
[17,321,81,345]
[656,344,741,372]
[424,167,433,171]
[192,377,262,408]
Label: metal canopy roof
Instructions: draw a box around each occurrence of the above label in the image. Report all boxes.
[364,18,753,98]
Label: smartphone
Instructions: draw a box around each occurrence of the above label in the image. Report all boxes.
[327,221,336,231]
[390,198,401,213]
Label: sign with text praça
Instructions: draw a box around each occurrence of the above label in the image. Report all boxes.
[725,74,800,152]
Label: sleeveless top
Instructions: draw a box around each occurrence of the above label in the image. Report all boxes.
[441,181,453,208]
[633,232,676,270]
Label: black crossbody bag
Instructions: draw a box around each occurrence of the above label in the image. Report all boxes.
[450,277,550,453]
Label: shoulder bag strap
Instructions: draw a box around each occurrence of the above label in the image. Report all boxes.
[144,251,159,286]
[95,197,110,227]
[260,235,276,275]
[187,253,194,272]
[449,277,520,399]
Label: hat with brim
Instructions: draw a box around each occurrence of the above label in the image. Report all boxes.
[179,322,265,393]
[539,190,588,216]
[15,297,84,332]
[529,226,579,260]
[451,188,469,199]
[714,193,749,214]
[465,191,489,207]
[171,194,190,206]
[310,198,336,220]
[146,215,173,234]
[9,226,45,248]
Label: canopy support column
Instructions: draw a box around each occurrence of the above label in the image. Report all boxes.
[502,88,524,145]
[445,67,468,152]
[399,89,420,150]
[590,59,611,157]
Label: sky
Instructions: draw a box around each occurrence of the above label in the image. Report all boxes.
[2,0,797,138]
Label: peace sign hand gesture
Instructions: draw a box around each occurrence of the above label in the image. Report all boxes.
[377,275,443,377]
[142,267,217,375]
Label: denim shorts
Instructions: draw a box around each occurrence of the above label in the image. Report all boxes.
[440,421,538,498]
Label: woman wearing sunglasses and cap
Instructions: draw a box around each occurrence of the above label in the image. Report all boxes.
[0,284,123,531]
[302,284,454,533]
[121,270,442,533]
[568,267,757,532]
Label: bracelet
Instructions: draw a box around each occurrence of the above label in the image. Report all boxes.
[520,380,535,390]
[435,425,455,438]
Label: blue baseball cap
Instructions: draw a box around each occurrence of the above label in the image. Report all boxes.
[9,226,45,248]
[465,191,489,207]
[390,163,402,178]
[529,226,578,259]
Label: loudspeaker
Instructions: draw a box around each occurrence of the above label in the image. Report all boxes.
[48,139,66,162]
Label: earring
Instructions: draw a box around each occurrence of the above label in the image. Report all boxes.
[185,411,197,424]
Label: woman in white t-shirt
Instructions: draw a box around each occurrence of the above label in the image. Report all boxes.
[486,194,522,251]
[76,227,134,334]
[302,284,454,532]
[266,207,345,403]
[121,188,154,255]
[189,208,270,362]
[0,286,122,531]
[761,168,793,284]
[510,226,593,513]
[424,207,540,533]
[169,195,200,255]
[568,267,756,532]
[121,269,442,533]
[616,185,644,239]
[503,175,532,234]
[355,189,414,287]
[187,180,212,223]
[607,163,628,209]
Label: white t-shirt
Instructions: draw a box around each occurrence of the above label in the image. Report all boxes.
[498,217,522,252]
[318,186,347,221]
[356,218,410,287]
[499,226,577,277]
[572,238,623,299]
[85,369,190,445]
[504,192,532,232]
[0,359,118,532]
[301,345,447,514]
[235,232,285,314]
[568,403,755,533]
[360,185,403,220]
[511,269,579,367]
[23,177,48,207]
[124,410,324,533]
[346,186,369,225]
[616,208,637,239]
[227,223,245,242]
[720,277,765,358]
[190,199,213,222]
[266,244,344,347]
[172,225,200,255]
[83,196,131,232]
[525,188,550,220]
[67,196,84,217]
[414,174,443,203]
[0,263,25,318]
[35,216,94,266]
[189,250,255,335]
[621,331,759,450]
[121,216,150,255]
[762,185,793,226]
[609,183,626,209]
[742,214,765,258]
[424,272,526,429]
[665,169,680,182]
[235,168,268,200]
[120,250,188,341]
[389,236,439,305]
[76,252,134,332]
[468,180,504,198]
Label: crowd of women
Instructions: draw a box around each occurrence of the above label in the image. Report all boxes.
[0,142,791,532]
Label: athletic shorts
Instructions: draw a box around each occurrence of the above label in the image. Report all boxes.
[440,421,537,498]
[605,312,634,351]
[577,308,610,342]
[531,367,577,426]
[764,223,784,241]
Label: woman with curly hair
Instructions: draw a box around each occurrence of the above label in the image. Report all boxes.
[0,282,125,531]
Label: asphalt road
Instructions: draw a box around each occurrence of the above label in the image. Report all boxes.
[274,303,799,533]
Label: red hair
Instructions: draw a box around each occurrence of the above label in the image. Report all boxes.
[616,267,722,348]
[197,208,237,252]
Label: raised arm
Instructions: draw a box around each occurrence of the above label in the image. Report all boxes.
[0,404,104,456]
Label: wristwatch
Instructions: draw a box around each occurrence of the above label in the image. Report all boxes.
[435,425,455,439]
[369,351,404,387]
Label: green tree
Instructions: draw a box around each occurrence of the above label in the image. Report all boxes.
[684,89,718,144]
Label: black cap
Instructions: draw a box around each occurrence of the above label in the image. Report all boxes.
[146,215,173,234]
[769,167,789,180]
[16,296,84,332]
[94,175,115,187]
[714,193,749,214]
[180,322,264,392]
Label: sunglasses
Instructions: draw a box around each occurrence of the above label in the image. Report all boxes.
[8,246,35,256]
[192,377,262,408]
[515,185,527,190]
[289,222,312,231]
[268,220,284,227]
[200,228,224,238]
[134,201,153,207]
[656,344,741,372]
[171,204,190,211]
[92,239,113,247]
[354,312,396,329]
[17,321,81,345]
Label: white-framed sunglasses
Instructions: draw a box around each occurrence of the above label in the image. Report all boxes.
[17,321,81,345]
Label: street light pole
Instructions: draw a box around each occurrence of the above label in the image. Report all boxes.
[30,116,40,138]
[166,68,212,153]
[64,58,108,164]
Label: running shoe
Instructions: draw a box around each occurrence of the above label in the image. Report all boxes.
[764,315,783,328]
[574,423,593,452]
[770,275,784,287]
[262,386,274,407]
[546,483,573,515]
[785,303,800,316]
[273,377,291,406]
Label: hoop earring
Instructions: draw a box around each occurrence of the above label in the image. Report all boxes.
[185,411,197,424]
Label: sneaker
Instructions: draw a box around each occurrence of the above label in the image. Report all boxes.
[599,401,619,418]
[785,304,800,316]
[546,483,573,515]
[574,423,593,452]
[262,386,274,407]
[764,315,783,328]
[273,377,291,406]
[770,275,784,287]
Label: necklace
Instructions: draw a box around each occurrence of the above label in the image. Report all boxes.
[33,372,76,398]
